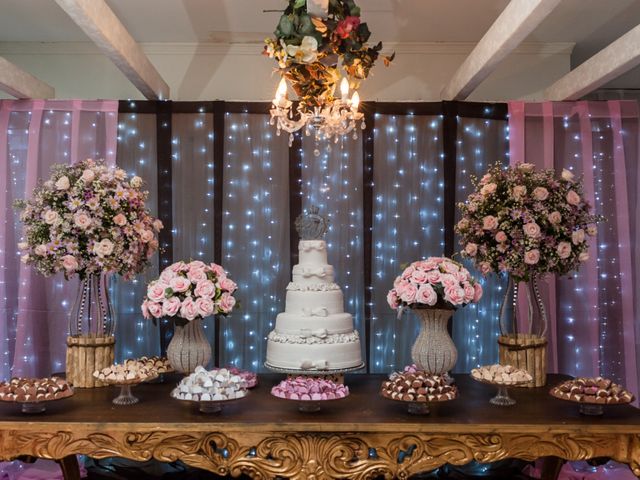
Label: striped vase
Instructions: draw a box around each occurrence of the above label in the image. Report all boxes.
[166,318,212,374]
[410,308,457,375]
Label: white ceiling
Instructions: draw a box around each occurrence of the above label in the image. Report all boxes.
[1,0,640,87]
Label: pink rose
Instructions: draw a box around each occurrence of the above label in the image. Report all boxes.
[218,292,236,314]
[557,241,572,259]
[416,284,438,306]
[480,183,497,196]
[141,300,150,319]
[80,169,95,183]
[524,249,540,265]
[482,215,498,231]
[170,276,191,293]
[495,231,507,243]
[209,263,226,279]
[220,277,237,293]
[113,213,127,226]
[464,243,478,257]
[523,222,541,238]
[43,209,60,225]
[387,290,400,309]
[194,279,216,298]
[187,268,208,284]
[457,218,469,231]
[441,273,457,288]
[425,270,441,284]
[153,219,164,232]
[35,244,48,256]
[189,260,207,271]
[443,261,460,274]
[195,297,215,317]
[548,211,562,224]
[411,269,428,284]
[399,284,417,303]
[147,282,168,302]
[512,185,527,200]
[455,271,468,283]
[74,212,92,230]
[335,15,361,39]
[401,266,415,279]
[479,173,491,185]
[566,190,581,206]
[579,251,589,262]
[572,229,585,245]
[479,262,492,275]
[147,302,163,318]
[61,255,78,271]
[179,297,199,321]
[162,296,181,317]
[170,261,188,272]
[393,275,404,288]
[393,280,409,298]
[140,229,154,243]
[159,268,176,283]
[533,187,549,201]
[444,285,465,305]
[561,169,574,181]
[497,243,508,253]
[467,202,478,213]
[473,283,483,302]
[463,283,475,303]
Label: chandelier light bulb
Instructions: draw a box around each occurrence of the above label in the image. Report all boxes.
[340,77,349,99]
[275,77,288,100]
[351,91,360,111]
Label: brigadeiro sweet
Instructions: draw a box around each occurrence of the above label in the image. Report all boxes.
[271,377,349,401]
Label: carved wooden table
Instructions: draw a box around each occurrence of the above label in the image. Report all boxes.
[0,374,638,479]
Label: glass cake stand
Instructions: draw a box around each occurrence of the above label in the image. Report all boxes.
[549,386,634,416]
[98,373,158,405]
[472,376,530,406]
[172,391,249,414]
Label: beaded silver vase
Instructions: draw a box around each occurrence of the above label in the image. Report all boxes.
[410,308,457,375]
[166,318,212,374]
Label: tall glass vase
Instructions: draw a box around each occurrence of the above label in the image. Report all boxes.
[167,318,212,374]
[497,274,548,387]
[411,308,457,375]
[66,273,116,388]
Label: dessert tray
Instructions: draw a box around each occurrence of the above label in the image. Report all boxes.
[171,367,249,414]
[271,376,349,412]
[93,364,158,405]
[471,364,533,406]
[380,371,457,415]
[549,377,635,416]
[0,377,74,414]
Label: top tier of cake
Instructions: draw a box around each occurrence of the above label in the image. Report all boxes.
[298,240,328,265]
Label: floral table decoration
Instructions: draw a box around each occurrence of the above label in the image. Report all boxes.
[15,159,162,387]
[142,260,238,374]
[387,257,482,375]
[456,162,600,386]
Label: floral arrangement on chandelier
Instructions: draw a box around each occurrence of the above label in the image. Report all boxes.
[387,257,483,311]
[142,260,238,326]
[14,159,162,280]
[456,163,601,282]
[263,0,394,112]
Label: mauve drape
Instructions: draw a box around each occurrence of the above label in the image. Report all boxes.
[508,100,639,397]
[0,99,118,378]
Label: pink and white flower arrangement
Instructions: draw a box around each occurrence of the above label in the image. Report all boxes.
[142,260,238,325]
[387,257,482,311]
[14,159,162,280]
[456,162,600,281]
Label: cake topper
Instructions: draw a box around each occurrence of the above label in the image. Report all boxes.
[295,206,330,240]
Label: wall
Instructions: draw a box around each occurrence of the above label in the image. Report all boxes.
[0,42,573,101]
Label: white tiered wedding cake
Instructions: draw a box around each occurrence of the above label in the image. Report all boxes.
[266,208,363,371]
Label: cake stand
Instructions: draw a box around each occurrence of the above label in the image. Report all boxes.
[381,391,456,415]
[271,392,349,413]
[0,391,75,414]
[98,373,158,405]
[264,362,365,384]
[549,386,634,416]
[171,391,249,414]
[471,376,530,406]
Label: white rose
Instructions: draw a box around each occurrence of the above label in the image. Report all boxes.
[17,242,28,250]
[81,169,95,183]
[34,244,48,256]
[74,212,92,230]
[561,169,575,181]
[21,254,30,264]
[130,176,143,188]
[43,209,59,225]
[140,230,154,243]
[572,229,585,245]
[55,176,70,190]
[518,163,535,172]
[579,252,589,262]
[93,239,114,257]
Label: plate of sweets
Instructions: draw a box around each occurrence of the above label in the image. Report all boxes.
[226,366,258,389]
[171,367,249,413]
[381,370,457,415]
[93,362,158,406]
[471,364,532,406]
[550,377,635,416]
[271,376,349,412]
[127,356,174,375]
[0,377,73,414]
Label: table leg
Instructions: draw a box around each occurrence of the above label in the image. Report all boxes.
[57,455,81,480]
[541,456,564,480]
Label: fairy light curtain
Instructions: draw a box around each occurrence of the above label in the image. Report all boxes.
[508,100,640,397]
[0,99,118,378]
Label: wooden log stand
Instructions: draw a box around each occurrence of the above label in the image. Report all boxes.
[65,335,115,388]
[498,333,547,387]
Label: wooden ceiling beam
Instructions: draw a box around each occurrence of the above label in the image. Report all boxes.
[543,24,640,100]
[441,0,562,100]
[54,0,169,100]
[0,56,55,98]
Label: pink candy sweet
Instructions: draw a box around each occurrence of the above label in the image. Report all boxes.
[271,376,349,401]
[226,366,258,388]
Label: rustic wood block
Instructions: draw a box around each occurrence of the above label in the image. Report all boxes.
[65,335,115,389]
[498,334,547,388]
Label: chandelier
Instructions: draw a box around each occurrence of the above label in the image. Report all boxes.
[264,0,392,150]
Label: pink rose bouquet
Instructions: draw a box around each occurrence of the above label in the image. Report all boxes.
[142,260,238,325]
[456,162,600,281]
[14,159,162,280]
[387,257,482,311]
